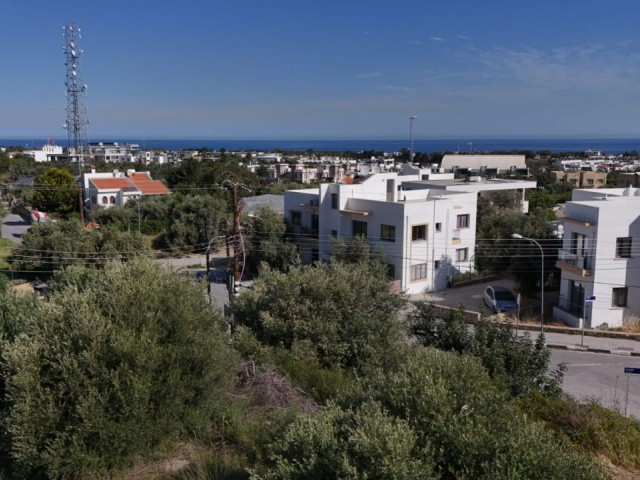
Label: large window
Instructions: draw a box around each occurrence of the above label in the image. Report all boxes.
[412,224,426,241]
[331,193,338,209]
[411,263,428,280]
[380,224,396,242]
[616,237,632,258]
[353,220,368,238]
[290,211,302,226]
[456,214,470,229]
[613,287,628,307]
[456,248,468,262]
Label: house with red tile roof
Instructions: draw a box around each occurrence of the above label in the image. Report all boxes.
[84,168,171,208]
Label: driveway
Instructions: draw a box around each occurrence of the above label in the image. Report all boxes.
[411,278,523,314]
[1,213,30,244]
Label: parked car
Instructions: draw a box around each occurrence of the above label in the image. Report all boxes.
[483,286,518,314]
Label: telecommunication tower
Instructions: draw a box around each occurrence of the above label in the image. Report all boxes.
[63,22,89,164]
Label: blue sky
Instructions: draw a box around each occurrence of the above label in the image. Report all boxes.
[2,0,640,139]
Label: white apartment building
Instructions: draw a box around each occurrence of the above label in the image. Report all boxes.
[284,172,478,294]
[23,143,64,162]
[553,187,640,328]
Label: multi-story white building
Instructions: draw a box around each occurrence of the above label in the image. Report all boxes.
[554,187,640,328]
[284,171,478,294]
[23,143,64,162]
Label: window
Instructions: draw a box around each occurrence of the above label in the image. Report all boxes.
[380,224,396,242]
[101,196,108,205]
[412,224,426,241]
[435,222,442,232]
[612,287,628,307]
[331,193,338,209]
[434,260,441,270]
[411,263,428,280]
[456,248,468,262]
[456,214,470,229]
[353,220,368,238]
[616,237,632,258]
[109,196,116,204]
[290,211,302,226]
[330,229,338,238]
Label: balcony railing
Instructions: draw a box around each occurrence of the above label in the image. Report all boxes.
[557,249,592,271]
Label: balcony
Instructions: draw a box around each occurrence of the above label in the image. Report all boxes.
[556,249,592,277]
[299,226,319,240]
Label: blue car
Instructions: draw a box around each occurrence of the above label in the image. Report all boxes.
[483,286,518,314]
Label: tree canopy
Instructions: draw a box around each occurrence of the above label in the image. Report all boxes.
[31,166,79,217]
[1,258,238,478]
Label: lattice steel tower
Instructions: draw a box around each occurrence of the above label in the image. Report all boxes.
[63,22,89,163]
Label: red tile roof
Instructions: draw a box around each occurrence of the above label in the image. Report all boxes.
[129,173,172,195]
[90,178,135,190]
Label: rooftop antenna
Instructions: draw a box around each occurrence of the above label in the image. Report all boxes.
[408,115,417,163]
[63,22,89,222]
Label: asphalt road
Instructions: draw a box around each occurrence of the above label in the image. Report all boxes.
[551,349,640,420]
[1,213,30,244]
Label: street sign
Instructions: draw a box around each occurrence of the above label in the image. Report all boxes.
[624,367,640,374]
[586,296,596,301]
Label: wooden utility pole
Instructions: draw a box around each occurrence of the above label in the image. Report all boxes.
[232,183,241,282]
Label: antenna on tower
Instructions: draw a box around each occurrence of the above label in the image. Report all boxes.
[408,115,417,163]
[63,22,89,222]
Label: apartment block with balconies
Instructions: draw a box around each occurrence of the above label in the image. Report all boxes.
[553,187,640,328]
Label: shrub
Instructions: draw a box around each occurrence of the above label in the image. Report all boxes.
[262,401,433,480]
[233,261,406,373]
[338,347,606,480]
[2,258,238,478]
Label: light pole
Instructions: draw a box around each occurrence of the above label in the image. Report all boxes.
[511,233,544,333]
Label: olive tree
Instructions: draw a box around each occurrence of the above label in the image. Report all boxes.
[2,258,238,478]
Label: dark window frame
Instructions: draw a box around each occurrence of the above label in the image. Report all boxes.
[380,224,396,242]
[612,287,628,307]
[616,237,632,258]
[412,224,427,241]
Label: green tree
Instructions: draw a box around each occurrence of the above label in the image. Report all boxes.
[165,194,228,252]
[31,166,79,217]
[233,260,406,372]
[243,207,299,272]
[12,219,150,271]
[2,258,238,478]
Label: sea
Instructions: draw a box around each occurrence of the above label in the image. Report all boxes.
[3,137,640,155]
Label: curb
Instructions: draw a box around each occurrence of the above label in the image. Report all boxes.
[549,344,640,356]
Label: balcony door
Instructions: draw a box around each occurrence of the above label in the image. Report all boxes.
[570,233,588,268]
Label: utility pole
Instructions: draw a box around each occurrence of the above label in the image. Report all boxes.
[408,115,417,163]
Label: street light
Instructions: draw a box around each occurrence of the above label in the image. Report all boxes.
[511,233,544,333]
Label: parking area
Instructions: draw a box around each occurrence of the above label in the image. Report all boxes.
[410,278,542,318]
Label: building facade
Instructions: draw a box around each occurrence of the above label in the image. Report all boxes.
[284,172,478,294]
[553,187,640,328]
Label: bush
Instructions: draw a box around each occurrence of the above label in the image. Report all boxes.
[410,303,563,397]
[262,401,433,480]
[337,347,606,480]
[233,261,406,373]
[519,393,640,470]
[2,258,238,478]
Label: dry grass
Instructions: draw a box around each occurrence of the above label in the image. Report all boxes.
[618,315,640,333]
